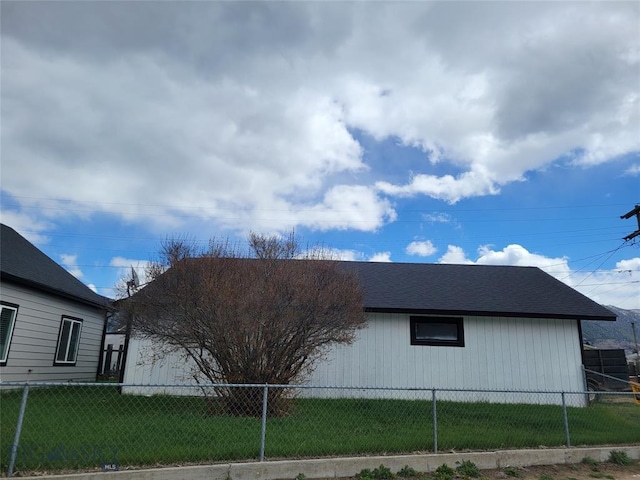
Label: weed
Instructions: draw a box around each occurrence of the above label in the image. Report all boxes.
[397,466,420,478]
[582,457,600,472]
[539,475,554,480]
[295,474,307,480]
[358,465,395,480]
[357,469,374,480]
[608,450,634,466]
[456,460,480,478]
[435,464,455,480]
[373,464,395,480]
[503,466,521,478]
[589,474,614,479]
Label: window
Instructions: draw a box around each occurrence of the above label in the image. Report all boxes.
[54,317,83,365]
[410,316,464,347]
[1,303,19,365]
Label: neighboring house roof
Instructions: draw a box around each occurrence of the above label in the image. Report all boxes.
[0,224,110,309]
[339,261,616,321]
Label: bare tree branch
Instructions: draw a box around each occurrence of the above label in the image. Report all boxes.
[120,232,367,415]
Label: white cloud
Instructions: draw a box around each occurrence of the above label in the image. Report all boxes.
[1,1,637,229]
[0,209,52,244]
[293,185,397,232]
[405,240,437,257]
[59,253,83,279]
[624,163,640,176]
[303,247,364,262]
[376,167,500,204]
[439,243,640,309]
[330,250,362,262]
[304,247,392,262]
[369,252,392,262]
[422,213,455,224]
[578,257,640,310]
[475,244,570,273]
[438,245,473,265]
[1,37,375,233]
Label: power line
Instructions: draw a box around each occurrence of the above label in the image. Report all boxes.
[4,194,638,224]
[558,242,628,285]
[3,194,634,213]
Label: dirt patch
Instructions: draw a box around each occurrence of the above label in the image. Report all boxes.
[340,463,640,480]
[478,462,640,480]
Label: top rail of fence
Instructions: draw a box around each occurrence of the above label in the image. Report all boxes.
[1,380,637,396]
[584,368,640,387]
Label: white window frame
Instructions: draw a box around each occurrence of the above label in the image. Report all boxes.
[54,316,83,365]
[1,303,19,365]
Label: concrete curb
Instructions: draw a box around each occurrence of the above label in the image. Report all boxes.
[13,446,640,480]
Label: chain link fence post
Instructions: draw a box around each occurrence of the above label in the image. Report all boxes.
[7,383,29,478]
[432,388,438,454]
[561,392,571,447]
[259,384,268,461]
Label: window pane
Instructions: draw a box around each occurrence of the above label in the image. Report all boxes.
[410,316,464,347]
[67,321,81,362]
[1,307,17,361]
[56,321,71,362]
[415,322,458,341]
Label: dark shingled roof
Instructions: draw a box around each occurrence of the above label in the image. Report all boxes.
[1,224,110,309]
[338,261,616,321]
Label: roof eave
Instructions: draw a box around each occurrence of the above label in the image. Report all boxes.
[1,273,111,311]
[364,307,617,322]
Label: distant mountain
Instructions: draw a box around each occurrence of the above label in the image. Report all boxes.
[581,305,640,354]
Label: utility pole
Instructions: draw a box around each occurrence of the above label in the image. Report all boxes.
[620,204,640,241]
[620,206,640,376]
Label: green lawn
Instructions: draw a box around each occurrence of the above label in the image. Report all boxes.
[1,386,639,474]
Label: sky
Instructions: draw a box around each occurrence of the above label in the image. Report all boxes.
[1,1,639,310]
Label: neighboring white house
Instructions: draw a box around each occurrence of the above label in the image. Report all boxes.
[0,224,111,383]
[122,261,616,405]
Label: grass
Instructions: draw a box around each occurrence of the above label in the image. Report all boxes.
[1,386,639,474]
[504,467,522,478]
[608,450,635,466]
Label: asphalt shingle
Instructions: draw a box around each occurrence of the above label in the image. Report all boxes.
[339,261,616,321]
[1,224,110,308]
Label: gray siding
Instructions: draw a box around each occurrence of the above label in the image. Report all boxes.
[0,281,105,382]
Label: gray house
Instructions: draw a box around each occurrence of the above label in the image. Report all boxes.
[123,260,615,405]
[0,224,110,382]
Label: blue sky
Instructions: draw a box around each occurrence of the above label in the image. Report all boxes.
[1,1,639,309]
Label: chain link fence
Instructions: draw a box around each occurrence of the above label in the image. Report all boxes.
[1,382,639,477]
